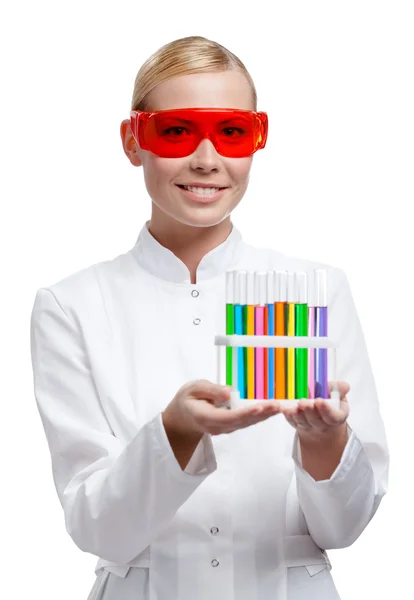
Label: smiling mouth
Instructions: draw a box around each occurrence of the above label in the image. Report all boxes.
[175,184,229,203]
[176,185,227,190]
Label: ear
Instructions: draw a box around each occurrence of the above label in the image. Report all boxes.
[120,119,142,167]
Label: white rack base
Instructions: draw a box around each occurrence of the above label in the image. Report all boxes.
[227,390,340,411]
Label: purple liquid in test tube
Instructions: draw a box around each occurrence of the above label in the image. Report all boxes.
[308,305,315,398]
[314,270,328,399]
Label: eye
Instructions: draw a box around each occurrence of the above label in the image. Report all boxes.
[162,126,190,137]
[222,127,246,137]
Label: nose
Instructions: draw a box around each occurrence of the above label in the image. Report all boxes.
[188,135,221,170]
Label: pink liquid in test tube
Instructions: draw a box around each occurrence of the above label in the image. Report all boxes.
[254,272,267,400]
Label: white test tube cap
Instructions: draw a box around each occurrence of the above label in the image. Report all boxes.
[226,270,234,304]
[247,271,255,305]
[314,269,328,307]
[235,270,247,304]
[256,271,267,306]
[296,272,307,304]
[287,271,296,303]
[275,270,287,302]
[266,271,275,303]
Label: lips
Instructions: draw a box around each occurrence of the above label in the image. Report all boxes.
[176,184,227,190]
[175,184,228,204]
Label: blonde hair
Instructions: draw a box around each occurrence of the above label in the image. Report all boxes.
[131,36,257,112]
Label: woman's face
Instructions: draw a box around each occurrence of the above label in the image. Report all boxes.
[120,70,255,229]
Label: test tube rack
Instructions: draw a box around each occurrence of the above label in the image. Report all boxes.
[215,334,340,410]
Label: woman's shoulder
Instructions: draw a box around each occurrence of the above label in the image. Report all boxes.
[33,249,138,321]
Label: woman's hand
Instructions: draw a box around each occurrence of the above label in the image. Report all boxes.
[163,379,282,439]
[162,379,283,470]
[279,381,350,480]
[280,381,350,441]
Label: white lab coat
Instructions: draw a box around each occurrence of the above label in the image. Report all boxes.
[30,221,389,600]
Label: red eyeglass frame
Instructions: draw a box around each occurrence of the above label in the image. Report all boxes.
[129,107,268,158]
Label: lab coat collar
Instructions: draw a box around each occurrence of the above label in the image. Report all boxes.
[131,220,243,283]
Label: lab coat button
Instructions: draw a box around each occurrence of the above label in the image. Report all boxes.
[211,559,219,567]
[193,318,201,325]
[210,527,219,535]
[191,290,199,297]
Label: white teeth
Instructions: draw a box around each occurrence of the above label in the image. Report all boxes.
[183,185,221,194]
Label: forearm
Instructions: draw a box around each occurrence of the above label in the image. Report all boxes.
[299,422,348,481]
[63,413,214,564]
[294,427,376,549]
[162,408,203,470]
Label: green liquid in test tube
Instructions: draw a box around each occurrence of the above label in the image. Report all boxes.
[295,272,308,399]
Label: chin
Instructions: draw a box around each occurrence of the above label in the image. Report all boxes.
[174,209,232,229]
[151,196,236,230]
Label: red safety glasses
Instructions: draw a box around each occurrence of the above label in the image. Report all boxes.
[129,108,268,158]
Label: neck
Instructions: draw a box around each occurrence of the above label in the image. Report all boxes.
[147,206,233,284]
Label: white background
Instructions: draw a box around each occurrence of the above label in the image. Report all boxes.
[1,1,413,598]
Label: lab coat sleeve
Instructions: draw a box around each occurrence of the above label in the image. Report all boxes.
[291,267,389,550]
[30,287,217,564]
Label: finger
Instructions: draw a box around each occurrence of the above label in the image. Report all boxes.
[314,399,348,426]
[230,402,281,429]
[192,400,253,428]
[240,402,283,426]
[284,414,297,429]
[193,399,273,430]
[216,402,282,433]
[282,401,311,429]
[328,380,350,398]
[191,380,232,405]
[292,407,312,429]
[209,404,281,434]
[281,406,299,424]
[300,402,326,429]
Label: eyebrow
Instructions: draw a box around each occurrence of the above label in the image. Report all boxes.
[157,117,249,125]
[156,116,193,124]
[220,117,250,124]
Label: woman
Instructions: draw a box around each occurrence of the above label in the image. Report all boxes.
[30,35,389,600]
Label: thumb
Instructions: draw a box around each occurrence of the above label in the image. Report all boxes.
[191,380,232,403]
[328,380,350,397]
